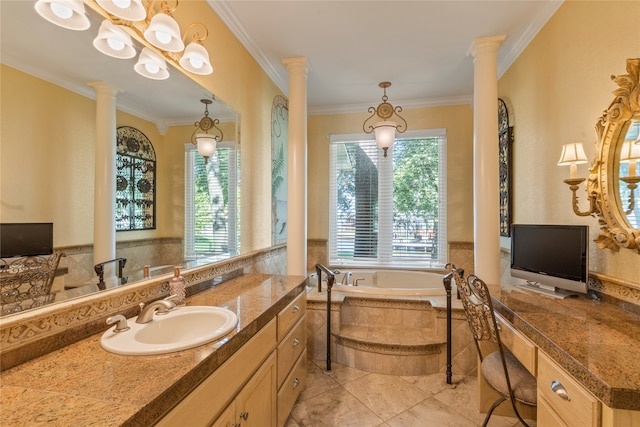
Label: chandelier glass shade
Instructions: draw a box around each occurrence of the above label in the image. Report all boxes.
[34,0,213,79]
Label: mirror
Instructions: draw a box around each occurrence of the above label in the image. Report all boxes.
[1,1,238,316]
[589,58,640,252]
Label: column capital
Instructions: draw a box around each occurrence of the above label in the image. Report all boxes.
[467,35,507,58]
[282,56,311,75]
[87,81,123,97]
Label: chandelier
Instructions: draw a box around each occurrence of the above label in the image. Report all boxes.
[362,81,407,157]
[192,98,223,163]
[34,0,213,80]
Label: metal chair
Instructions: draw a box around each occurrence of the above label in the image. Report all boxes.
[448,269,536,427]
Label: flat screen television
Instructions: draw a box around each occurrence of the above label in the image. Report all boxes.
[0,223,53,258]
[510,224,589,297]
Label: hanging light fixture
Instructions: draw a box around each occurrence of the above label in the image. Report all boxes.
[192,99,224,163]
[362,81,407,157]
[35,0,213,79]
[34,0,90,31]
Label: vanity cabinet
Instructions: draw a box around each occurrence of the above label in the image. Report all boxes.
[276,291,307,426]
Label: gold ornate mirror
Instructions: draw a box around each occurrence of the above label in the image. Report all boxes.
[589,58,640,252]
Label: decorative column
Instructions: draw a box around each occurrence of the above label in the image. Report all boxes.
[282,57,309,276]
[88,82,121,281]
[468,35,505,285]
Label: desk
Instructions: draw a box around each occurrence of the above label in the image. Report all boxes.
[487,283,640,426]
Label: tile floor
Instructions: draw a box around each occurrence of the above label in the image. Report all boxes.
[285,359,536,427]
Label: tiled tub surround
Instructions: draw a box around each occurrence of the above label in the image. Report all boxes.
[0,246,287,370]
[0,273,305,426]
[306,287,477,377]
[489,282,640,412]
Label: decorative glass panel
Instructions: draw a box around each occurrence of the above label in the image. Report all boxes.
[116,126,156,231]
[272,95,289,245]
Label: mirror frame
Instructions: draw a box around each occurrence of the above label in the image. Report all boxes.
[589,58,640,253]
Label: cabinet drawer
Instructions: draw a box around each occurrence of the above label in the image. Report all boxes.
[538,352,600,427]
[277,314,307,388]
[495,312,537,376]
[277,348,307,427]
[277,291,306,341]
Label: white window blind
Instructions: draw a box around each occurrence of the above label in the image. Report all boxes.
[184,142,239,261]
[329,129,447,268]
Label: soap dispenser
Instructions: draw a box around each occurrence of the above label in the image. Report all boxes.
[170,266,186,306]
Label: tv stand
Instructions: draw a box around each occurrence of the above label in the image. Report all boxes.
[517,281,578,299]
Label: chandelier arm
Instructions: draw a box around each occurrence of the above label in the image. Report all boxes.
[362,107,378,134]
[567,183,596,216]
[393,106,408,133]
[211,119,224,142]
[182,23,208,43]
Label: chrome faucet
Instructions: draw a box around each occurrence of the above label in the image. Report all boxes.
[136,299,176,324]
[342,271,352,286]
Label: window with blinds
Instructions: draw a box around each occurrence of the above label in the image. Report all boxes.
[329,129,447,268]
[184,142,239,260]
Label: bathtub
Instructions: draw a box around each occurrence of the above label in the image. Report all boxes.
[327,269,446,296]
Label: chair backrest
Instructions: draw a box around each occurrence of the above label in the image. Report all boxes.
[1,252,64,310]
[452,270,502,361]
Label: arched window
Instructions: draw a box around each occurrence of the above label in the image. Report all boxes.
[115,126,156,231]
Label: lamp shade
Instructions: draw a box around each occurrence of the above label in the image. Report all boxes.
[620,140,640,162]
[179,42,213,75]
[196,134,217,158]
[96,0,146,21]
[134,47,169,80]
[373,121,397,149]
[35,0,90,31]
[93,20,136,59]
[144,13,185,52]
[557,143,588,165]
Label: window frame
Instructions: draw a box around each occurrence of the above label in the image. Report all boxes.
[328,128,447,269]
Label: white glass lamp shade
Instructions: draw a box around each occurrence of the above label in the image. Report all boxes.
[96,0,146,21]
[35,0,90,31]
[373,121,397,149]
[179,42,213,75]
[558,142,588,179]
[134,47,169,80]
[144,13,185,52]
[196,134,217,158]
[93,20,136,59]
[620,140,640,162]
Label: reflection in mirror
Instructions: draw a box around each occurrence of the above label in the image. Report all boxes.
[618,120,640,228]
[0,1,238,317]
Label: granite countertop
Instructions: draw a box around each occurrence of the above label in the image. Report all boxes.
[491,284,640,411]
[0,274,305,427]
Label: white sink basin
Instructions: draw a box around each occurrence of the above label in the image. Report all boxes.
[100,306,238,355]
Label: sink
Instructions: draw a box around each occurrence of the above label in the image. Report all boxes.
[100,306,238,355]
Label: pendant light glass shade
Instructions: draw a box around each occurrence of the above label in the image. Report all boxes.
[96,0,146,21]
[179,42,213,75]
[144,13,185,52]
[93,20,136,59]
[196,134,217,159]
[373,121,397,149]
[35,0,90,31]
[134,47,169,80]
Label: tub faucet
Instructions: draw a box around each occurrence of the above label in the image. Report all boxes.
[136,298,176,324]
[342,271,352,286]
[94,257,127,289]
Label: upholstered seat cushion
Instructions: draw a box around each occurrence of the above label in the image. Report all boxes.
[481,349,537,406]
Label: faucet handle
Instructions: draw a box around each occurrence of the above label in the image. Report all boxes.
[106,314,130,332]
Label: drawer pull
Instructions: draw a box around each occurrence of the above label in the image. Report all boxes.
[551,380,571,401]
[240,411,249,420]
[293,377,300,388]
[293,305,300,313]
[293,338,300,347]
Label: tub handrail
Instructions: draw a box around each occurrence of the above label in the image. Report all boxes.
[315,263,337,371]
[443,263,464,385]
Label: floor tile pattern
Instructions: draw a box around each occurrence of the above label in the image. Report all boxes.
[286,359,536,427]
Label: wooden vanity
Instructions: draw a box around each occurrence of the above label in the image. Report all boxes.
[0,274,306,426]
[483,283,640,427]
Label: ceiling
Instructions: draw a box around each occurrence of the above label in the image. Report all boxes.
[1,0,563,124]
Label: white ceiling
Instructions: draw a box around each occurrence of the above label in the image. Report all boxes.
[1,0,563,124]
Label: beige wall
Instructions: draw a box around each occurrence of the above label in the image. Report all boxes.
[307,104,474,243]
[498,0,640,284]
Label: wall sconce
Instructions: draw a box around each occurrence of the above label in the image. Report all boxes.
[362,81,407,157]
[35,0,213,80]
[620,139,640,213]
[558,142,595,216]
[192,99,223,163]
